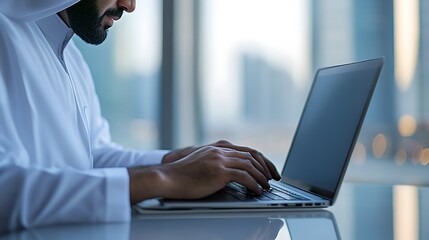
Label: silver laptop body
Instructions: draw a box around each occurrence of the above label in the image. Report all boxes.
[138,57,384,210]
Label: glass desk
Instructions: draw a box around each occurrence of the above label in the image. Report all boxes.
[1,183,428,240]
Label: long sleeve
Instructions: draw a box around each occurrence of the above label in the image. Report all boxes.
[0,165,130,233]
[0,69,130,233]
[0,0,78,22]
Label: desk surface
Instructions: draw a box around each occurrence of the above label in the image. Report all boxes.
[2,183,428,240]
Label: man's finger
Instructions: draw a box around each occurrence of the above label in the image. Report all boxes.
[227,169,261,195]
[216,142,272,179]
[265,159,282,180]
[221,149,266,176]
[226,157,270,190]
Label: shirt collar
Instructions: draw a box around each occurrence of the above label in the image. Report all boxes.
[36,14,74,62]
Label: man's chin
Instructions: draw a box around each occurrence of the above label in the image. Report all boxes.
[76,31,108,45]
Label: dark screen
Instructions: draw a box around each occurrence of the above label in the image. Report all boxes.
[282,59,382,197]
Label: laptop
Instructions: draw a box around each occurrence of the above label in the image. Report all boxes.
[138,57,384,210]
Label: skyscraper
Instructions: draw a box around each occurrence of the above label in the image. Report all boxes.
[241,53,296,125]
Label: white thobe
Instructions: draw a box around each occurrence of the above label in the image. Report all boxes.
[0,0,167,232]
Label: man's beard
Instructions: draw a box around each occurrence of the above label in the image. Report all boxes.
[66,0,124,45]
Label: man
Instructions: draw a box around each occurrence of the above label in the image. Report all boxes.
[0,0,281,232]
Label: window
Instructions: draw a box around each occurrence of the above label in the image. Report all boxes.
[199,0,429,183]
[312,0,429,173]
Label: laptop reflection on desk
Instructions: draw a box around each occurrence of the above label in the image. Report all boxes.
[131,210,341,240]
[284,211,341,240]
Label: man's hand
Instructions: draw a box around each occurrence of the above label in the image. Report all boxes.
[162,140,281,181]
[128,144,280,204]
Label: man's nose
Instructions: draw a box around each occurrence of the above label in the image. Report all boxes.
[117,0,136,13]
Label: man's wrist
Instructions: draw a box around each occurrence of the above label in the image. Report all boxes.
[127,166,169,204]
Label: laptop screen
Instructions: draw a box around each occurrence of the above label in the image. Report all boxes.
[281,58,384,200]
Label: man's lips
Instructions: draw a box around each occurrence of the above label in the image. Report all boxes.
[104,15,121,28]
[109,15,121,21]
[103,7,124,28]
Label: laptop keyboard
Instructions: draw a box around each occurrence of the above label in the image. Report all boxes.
[224,182,307,201]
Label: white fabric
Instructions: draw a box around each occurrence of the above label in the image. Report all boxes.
[0,1,167,232]
[0,0,78,22]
